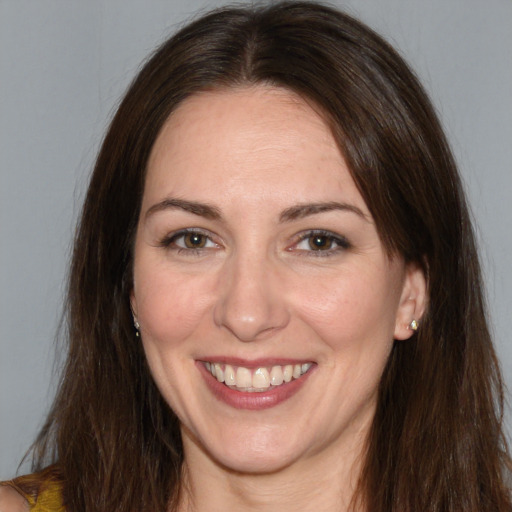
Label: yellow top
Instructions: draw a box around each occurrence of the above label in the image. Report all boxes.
[0,478,64,512]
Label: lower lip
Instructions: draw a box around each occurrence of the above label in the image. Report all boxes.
[197,362,314,410]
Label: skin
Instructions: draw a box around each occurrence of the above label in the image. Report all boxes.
[0,486,29,512]
[131,86,426,511]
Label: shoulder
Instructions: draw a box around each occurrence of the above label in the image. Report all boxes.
[0,485,30,512]
[0,466,64,512]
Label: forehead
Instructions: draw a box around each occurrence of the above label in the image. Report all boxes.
[143,86,367,214]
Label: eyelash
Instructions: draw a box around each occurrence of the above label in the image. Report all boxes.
[158,229,350,257]
[159,228,218,255]
[292,230,351,256]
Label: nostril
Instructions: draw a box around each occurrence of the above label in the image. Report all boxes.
[213,283,290,342]
[212,256,290,341]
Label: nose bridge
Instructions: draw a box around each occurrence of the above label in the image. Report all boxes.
[214,245,289,342]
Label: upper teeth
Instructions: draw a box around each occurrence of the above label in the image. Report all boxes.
[204,362,312,391]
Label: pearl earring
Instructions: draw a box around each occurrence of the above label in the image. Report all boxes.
[133,317,140,337]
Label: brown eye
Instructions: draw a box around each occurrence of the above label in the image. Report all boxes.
[292,230,350,255]
[308,235,333,251]
[162,229,218,252]
[183,232,207,248]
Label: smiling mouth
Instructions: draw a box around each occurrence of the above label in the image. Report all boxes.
[203,362,313,392]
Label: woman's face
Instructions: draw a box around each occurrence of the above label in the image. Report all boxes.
[131,86,424,475]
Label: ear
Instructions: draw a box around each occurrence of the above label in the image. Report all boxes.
[394,262,427,340]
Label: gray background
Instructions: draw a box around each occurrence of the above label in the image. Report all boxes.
[1,0,511,479]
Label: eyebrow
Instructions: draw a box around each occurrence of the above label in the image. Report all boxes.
[279,202,369,223]
[145,197,368,223]
[145,197,222,221]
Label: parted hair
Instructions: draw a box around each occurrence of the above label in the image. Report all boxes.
[23,2,511,511]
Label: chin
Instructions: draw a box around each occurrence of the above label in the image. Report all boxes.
[214,446,301,475]
[186,423,307,475]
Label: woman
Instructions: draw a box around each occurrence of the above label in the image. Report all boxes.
[1,2,510,511]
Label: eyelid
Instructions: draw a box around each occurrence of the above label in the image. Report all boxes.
[290,229,351,254]
[157,228,349,256]
[159,228,220,250]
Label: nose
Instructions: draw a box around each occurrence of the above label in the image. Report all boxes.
[213,252,290,342]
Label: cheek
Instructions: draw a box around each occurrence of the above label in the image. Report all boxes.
[292,267,400,349]
[134,264,215,344]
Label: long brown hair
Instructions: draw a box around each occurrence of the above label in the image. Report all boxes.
[23,2,511,510]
